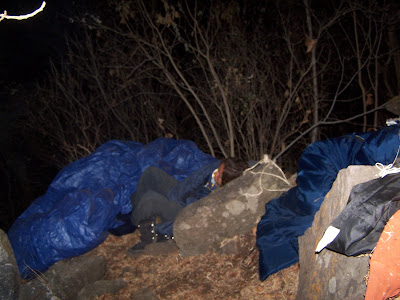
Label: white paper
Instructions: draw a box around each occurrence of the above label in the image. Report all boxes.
[315,225,340,253]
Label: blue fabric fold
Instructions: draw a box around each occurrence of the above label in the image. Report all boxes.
[167,161,220,206]
[257,125,400,281]
[8,138,217,278]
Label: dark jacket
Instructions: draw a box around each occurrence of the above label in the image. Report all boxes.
[167,160,220,206]
[156,160,220,236]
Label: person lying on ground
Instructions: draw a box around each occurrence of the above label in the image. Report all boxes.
[128,157,247,256]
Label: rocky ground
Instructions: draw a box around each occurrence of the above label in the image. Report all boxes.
[86,229,299,299]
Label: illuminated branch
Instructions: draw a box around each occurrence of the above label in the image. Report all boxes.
[0,1,46,22]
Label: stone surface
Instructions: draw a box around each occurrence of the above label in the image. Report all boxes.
[77,279,127,300]
[297,165,380,300]
[0,229,20,300]
[174,161,292,256]
[385,95,400,115]
[19,255,107,300]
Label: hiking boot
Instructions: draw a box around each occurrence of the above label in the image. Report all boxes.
[155,233,173,243]
[127,219,156,257]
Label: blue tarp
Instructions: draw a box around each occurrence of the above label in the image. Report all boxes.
[256,125,400,281]
[8,138,217,278]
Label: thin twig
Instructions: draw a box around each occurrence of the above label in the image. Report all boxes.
[0,1,46,22]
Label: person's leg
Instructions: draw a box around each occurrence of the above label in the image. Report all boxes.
[128,190,184,256]
[127,217,157,256]
[131,190,184,226]
[131,166,178,208]
[128,167,179,256]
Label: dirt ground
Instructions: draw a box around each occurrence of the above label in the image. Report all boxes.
[88,229,299,299]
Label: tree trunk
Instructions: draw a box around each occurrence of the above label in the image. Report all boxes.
[304,0,319,143]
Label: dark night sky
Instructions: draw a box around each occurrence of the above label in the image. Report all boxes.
[0,1,75,230]
[1,0,118,231]
[0,0,73,82]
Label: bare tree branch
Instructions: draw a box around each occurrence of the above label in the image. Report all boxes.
[0,1,46,22]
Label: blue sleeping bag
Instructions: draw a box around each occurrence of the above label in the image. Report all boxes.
[8,138,217,278]
[256,124,400,281]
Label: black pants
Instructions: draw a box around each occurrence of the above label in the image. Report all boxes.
[130,166,184,225]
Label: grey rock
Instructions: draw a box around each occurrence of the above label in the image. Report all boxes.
[174,161,292,256]
[19,255,107,300]
[385,95,400,115]
[297,165,379,300]
[0,229,20,300]
[77,279,127,300]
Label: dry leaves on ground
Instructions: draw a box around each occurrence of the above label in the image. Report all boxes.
[87,230,299,299]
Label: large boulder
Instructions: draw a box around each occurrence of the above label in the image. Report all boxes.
[19,255,108,300]
[0,228,20,300]
[1,228,128,300]
[297,165,380,300]
[174,160,292,256]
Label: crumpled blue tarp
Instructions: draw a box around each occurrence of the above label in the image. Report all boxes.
[8,138,217,279]
[256,124,400,281]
